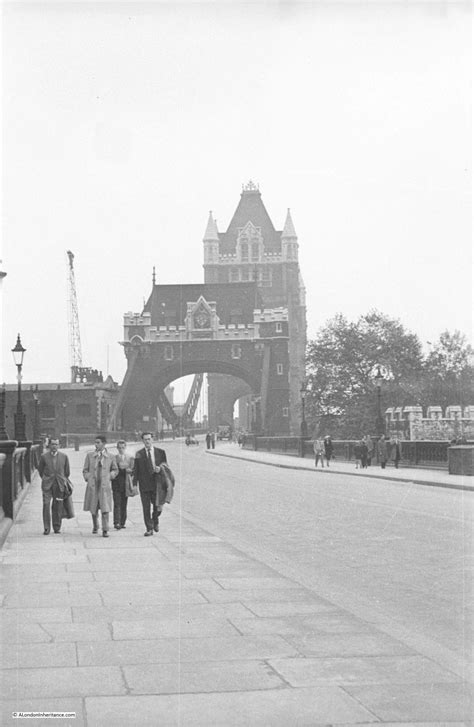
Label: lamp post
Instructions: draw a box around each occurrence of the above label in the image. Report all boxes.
[11,334,26,441]
[300,383,308,438]
[62,402,68,447]
[0,383,8,440]
[300,382,309,457]
[374,364,385,437]
[33,392,41,441]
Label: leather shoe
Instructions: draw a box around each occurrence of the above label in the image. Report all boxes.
[53,529,61,534]
[43,529,50,535]
[153,523,159,532]
[114,524,121,530]
[102,531,109,538]
[144,530,153,537]
[92,527,98,534]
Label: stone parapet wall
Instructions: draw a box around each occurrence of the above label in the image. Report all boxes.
[385,404,474,441]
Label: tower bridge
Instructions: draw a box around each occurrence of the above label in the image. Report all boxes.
[109,182,306,435]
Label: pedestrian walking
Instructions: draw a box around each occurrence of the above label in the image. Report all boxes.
[313,438,325,468]
[38,437,71,535]
[323,435,333,466]
[205,432,211,449]
[360,439,368,468]
[83,435,118,538]
[133,431,167,537]
[364,435,374,466]
[112,440,134,529]
[391,436,402,469]
[377,436,388,469]
[353,440,363,469]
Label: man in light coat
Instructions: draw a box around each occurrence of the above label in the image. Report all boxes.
[38,438,71,535]
[83,435,118,537]
[133,432,167,536]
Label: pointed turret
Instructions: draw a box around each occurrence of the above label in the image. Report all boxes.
[203,211,219,241]
[282,209,297,239]
[281,208,299,262]
[203,211,219,265]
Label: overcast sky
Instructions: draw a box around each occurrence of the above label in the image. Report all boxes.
[1,1,471,398]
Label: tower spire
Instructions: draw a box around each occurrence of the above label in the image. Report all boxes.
[282,208,297,239]
[203,211,219,241]
[152,266,156,285]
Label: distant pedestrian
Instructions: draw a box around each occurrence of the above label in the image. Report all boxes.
[133,432,167,537]
[206,432,211,449]
[238,433,244,447]
[313,438,325,468]
[38,437,71,535]
[391,437,402,469]
[83,435,118,538]
[360,439,368,468]
[364,435,374,467]
[323,436,333,466]
[112,440,134,529]
[353,440,363,469]
[377,436,388,469]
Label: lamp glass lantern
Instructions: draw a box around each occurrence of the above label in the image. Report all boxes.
[12,334,26,369]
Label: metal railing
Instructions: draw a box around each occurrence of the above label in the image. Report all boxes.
[242,436,455,470]
[0,441,42,524]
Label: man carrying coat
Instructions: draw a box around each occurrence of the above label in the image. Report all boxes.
[83,435,118,538]
[133,432,167,536]
[38,438,71,535]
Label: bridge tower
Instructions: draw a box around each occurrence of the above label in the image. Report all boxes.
[110,183,306,436]
[203,182,306,435]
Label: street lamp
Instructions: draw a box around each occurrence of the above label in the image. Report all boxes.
[12,334,26,441]
[374,364,385,437]
[300,382,309,438]
[33,392,41,441]
[62,402,68,447]
[0,383,8,440]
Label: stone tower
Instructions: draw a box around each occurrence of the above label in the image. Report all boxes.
[202,181,306,435]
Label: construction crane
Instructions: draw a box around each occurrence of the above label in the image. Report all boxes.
[66,250,83,382]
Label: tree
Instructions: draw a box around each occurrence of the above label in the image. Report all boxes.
[422,331,474,410]
[306,310,424,438]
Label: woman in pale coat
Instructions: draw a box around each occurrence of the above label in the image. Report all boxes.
[83,435,118,537]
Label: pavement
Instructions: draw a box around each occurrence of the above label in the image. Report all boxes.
[208,443,474,492]
[0,442,472,726]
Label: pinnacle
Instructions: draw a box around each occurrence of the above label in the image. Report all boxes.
[282,208,297,238]
[203,211,219,241]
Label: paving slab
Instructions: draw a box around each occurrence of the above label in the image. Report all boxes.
[123,659,286,694]
[1,666,126,699]
[229,612,374,637]
[85,686,378,726]
[0,607,73,624]
[72,601,253,622]
[343,682,472,721]
[1,642,77,669]
[1,623,52,643]
[112,617,239,639]
[268,654,460,687]
[77,635,300,667]
[285,631,415,657]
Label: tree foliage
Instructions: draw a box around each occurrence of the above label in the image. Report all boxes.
[305,311,472,438]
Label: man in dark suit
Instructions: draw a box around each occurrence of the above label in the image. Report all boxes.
[38,438,71,535]
[133,432,167,536]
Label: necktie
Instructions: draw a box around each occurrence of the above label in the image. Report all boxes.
[147,449,154,473]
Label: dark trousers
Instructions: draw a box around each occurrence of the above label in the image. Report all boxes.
[42,488,62,532]
[140,489,161,530]
[112,489,128,526]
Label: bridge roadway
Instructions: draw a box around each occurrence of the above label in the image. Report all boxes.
[0,439,472,725]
